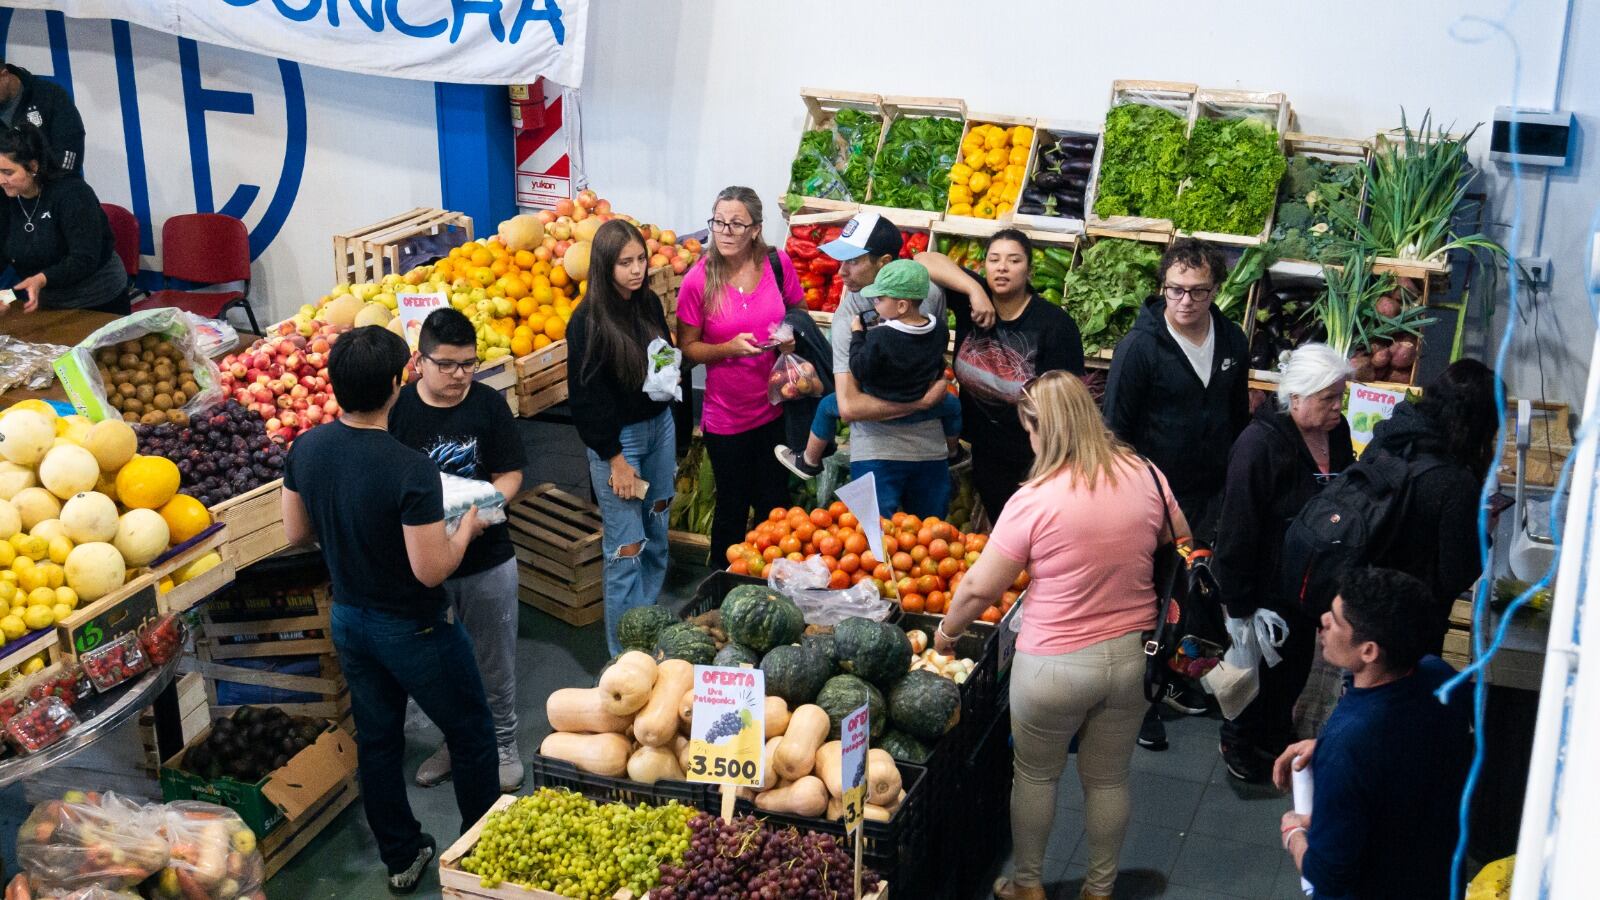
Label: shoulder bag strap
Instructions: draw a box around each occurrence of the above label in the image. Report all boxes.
[1145,459,1181,653]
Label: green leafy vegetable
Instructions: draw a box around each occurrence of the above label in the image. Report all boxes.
[1059,239,1162,353]
[1172,117,1287,236]
[870,115,963,211]
[834,108,881,200]
[786,108,883,203]
[1270,155,1366,262]
[1215,242,1282,321]
[1093,103,1187,219]
[1314,248,1393,358]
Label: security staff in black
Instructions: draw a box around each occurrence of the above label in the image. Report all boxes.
[0,64,85,176]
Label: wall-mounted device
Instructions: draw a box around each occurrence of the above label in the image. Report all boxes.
[1490,107,1575,168]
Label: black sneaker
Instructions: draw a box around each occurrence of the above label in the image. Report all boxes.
[1163,680,1211,717]
[947,444,972,472]
[388,834,437,895]
[1220,741,1271,784]
[774,445,822,480]
[1137,709,1168,751]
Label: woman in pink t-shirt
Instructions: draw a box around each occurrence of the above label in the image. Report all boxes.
[675,186,804,555]
[937,371,1189,900]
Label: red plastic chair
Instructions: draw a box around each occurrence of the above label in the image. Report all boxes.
[132,213,259,334]
[100,203,139,280]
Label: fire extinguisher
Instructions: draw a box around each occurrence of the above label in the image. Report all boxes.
[510,78,545,132]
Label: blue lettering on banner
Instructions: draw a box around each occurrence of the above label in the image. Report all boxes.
[512,0,565,44]
[216,0,562,43]
[385,0,448,39]
[329,0,386,31]
[271,0,323,24]
[450,0,506,44]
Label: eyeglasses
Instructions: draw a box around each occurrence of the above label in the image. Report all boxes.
[707,219,757,234]
[422,354,478,374]
[1163,284,1216,304]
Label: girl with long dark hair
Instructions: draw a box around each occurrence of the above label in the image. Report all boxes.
[567,219,677,654]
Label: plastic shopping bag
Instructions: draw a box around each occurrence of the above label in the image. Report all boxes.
[17,792,170,893]
[767,352,824,405]
[156,802,268,900]
[1222,608,1290,671]
[441,472,508,535]
[765,556,893,625]
[51,308,223,424]
[643,337,682,402]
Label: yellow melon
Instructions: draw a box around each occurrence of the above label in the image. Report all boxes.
[112,508,169,567]
[60,492,119,544]
[38,444,101,499]
[321,293,362,327]
[0,499,18,541]
[0,462,35,501]
[11,488,60,531]
[354,302,392,328]
[115,456,180,510]
[64,542,126,602]
[29,519,66,544]
[0,411,53,466]
[83,420,137,472]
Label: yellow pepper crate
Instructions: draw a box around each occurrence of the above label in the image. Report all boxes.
[942,112,1039,228]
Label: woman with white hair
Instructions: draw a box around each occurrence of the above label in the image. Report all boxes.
[1212,343,1354,783]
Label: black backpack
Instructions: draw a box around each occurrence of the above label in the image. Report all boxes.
[1277,448,1448,616]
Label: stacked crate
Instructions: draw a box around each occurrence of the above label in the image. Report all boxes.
[507,485,604,626]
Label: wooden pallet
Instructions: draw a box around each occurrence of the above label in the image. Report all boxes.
[506,485,603,580]
[513,340,569,418]
[517,586,603,627]
[333,207,474,285]
[260,773,361,880]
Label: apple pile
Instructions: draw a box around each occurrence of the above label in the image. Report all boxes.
[216,323,349,445]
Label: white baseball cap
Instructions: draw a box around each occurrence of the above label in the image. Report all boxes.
[819,212,904,261]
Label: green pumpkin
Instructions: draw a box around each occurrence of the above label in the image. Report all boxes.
[815,674,886,741]
[878,729,932,764]
[616,605,679,652]
[799,632,839,675]
[713,642,761,668]
[760,643,831,706]
[888,669,962,741]
[653,622,717,665]
[721,585,805,653]
[833,617,912,688]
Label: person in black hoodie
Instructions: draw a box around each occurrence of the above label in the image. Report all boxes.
[1104,238,1250,748]
[567,219,677,656]
[0,63,84,175]
[1362,358,1499,653]
[1213,344,1355,783]
[0,125,124,314]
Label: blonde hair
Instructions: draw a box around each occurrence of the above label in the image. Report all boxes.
[1018,371,1136,490]
[702,186,772,318]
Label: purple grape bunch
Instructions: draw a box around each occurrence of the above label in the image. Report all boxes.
[650,813,881,900]
[133,400,285,507]
[703,711,745,744]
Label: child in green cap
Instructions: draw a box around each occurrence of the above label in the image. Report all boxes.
[777,259,964,478]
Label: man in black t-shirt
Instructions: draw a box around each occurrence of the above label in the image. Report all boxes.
[390,309,527,792]
[283,326,497,895]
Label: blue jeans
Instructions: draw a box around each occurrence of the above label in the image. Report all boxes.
[331,603,499,874]
[586,407,676,656]
[810,392,962,441]
[849,457,951,518]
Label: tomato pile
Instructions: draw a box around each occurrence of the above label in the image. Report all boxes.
[723,503,1025,620]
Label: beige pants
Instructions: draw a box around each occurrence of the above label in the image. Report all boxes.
[1009,631,1148,894]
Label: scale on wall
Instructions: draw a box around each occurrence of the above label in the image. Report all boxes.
[1510,399,1562,580]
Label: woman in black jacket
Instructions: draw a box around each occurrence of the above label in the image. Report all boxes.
[1214,343,1354,783]
[1364,358,1499,652]
[567,219,677,656]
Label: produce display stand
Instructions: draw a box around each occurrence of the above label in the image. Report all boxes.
[332,206,474,285]
[784,88,886,213]
[1175,89,1291,247]
[1083,80,1195,239]
[1076,230,1174,368]
[514,339,569,418]
[508,484,606,626]
[209,479,289,572]
[865,95,967,217]
[1012,118,1102,235]
[940,111,1040,228]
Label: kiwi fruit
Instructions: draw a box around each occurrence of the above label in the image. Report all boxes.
[134,385,154,403]
[123,398,144,414]
[116,382,136,398]
[121,412,139,423]
[140,411,165,425]
[171,391,188,407]
[117,352,140,369]
[165,410,188,426]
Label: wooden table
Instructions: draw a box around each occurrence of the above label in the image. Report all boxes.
[0,308,120,404]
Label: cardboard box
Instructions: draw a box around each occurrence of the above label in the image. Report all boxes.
[160,720,358,836]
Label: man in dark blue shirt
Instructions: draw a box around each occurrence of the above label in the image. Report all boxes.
[1274,567,1472,900]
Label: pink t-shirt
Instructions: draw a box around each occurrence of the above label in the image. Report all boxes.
[675,251,804,435]
[987,456,1180,656]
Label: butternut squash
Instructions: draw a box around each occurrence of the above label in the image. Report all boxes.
[864,803,892,822]
[814,740,844,797]
[678,686,695,734]
[866,748,901,806]
[764,696,791,739]
[826,794,844,821]
[773,704,829,781]
[755,775,829,817]
[634,659,693,747]
[758,736,783,791]
[676,735,694,773]
[626,744,684,784]
[599,651,658,716]
[539,732,630,777]
[546,687,632,734]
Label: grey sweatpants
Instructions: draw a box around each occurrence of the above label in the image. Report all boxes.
[443,557,520,750]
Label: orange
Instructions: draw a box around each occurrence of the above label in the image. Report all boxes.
[549,266,570,288]
[469,247,492,267]
[157,494,211,544]
[838,512,858,530]
[543,317,566,341]
[838,553,860,574]
[516,298,536,318]
[511,335,534,357]
[533,334,553,350]
[115,456,180,510]
[843,533,867,556]
[514,250,537,269]
[490,257,510,276]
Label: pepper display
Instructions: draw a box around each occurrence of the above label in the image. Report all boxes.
[787,226,926,313]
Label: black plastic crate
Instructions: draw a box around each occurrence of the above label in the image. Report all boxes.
[682,568,903,625]
[529,754,712,809]
[954,699,1013,898]
[898,612,997,735]
[704,760,930,893]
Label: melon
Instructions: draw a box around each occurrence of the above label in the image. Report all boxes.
[0,411,53,466]
[94,472,119,504]
[83,420,137,472]
[112,508,170,567]
[573,217,603,244]
[498,214,545,251]
[64,542,126,602]
[321,293,362,327]
[0,462,36,500]
[562,241,592,282]
[56,415,91,442]
[61,492,119,544]
[12,487,60,531]
[38,445,101,499]
[354,302,392,328]
[29,518,66,544]
[0,499,18,541]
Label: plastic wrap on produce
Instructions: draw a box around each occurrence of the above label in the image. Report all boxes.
[441,472,506,534]
[181,312,240,358]
[16,791,171,893]
[53,308,222,422]
[0,334,71,394]
[766,556,893,625]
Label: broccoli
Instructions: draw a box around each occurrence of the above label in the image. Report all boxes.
[1284,157,1325,196]
[1276,201,1314,231]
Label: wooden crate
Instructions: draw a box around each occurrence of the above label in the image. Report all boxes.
[0,628,61,682]
[1013,118,1101,235]
[1084,80,1196,237]
[865,95,967,217]
[514,340,569,418]
[782,88,885,212]
[1270,134,1373,266]
[941,112,1039,227]
[209,480,289,572]
[475,355,519,417]
[194,580,345,720]
[57,572,162,660]
[138,671,210,774]
[1499,398,1572,487]
[333,208,473,285]
[1177,88,1291,247]
[648,265,687,321]
[507,485,604,625]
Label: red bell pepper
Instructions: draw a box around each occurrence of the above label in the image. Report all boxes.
[785,236,821,262]
[821,225,844,242]
[799,272,826,291]
[791,224,821,241]
[805,287,824,310]
[810,255,840,277]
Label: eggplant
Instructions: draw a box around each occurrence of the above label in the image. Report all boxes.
[1033,171,1067,191]
[1062,159,1094,174]
[1016,203,1046,216]
[1060,175,1089,191]
[1022,186,1049,205]
[1053,190,1084,206]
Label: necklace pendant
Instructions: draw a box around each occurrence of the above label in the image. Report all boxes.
[22,222,32,233]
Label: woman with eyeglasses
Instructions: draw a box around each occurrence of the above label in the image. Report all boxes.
[0,124,128,315]
[568,219,679,656]
[935,370,1188,900]
[1211,343,1354,784]
[675,186,805,557]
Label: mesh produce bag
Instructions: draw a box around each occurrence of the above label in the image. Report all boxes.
[16,792,170,893]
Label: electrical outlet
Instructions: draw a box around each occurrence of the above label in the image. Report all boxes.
[1519,256,1552,286]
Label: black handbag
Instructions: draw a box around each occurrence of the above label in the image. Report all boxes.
[1143,462,1186,703]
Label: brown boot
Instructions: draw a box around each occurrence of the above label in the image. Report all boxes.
[992,876,1049,900]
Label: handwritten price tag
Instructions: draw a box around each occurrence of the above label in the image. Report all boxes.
[686,666,766,788]
[841,702,869,835]
[395,291,449,350]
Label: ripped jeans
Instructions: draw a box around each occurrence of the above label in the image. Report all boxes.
[586,407,677,655]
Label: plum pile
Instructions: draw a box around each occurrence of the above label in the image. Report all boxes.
[135,400,285,507]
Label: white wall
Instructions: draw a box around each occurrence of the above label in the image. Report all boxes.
[1,12,441,324]
[578,0,1596,412]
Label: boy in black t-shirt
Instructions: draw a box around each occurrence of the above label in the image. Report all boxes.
[389,309,527,792]
[776,259,963,478]
[282,325,497,895]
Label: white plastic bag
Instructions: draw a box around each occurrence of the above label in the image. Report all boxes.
[643,337,682,402]
[765,556,893,625]
[1222,608,1290,670]
[441,472,507,535]
[182,312,240,358]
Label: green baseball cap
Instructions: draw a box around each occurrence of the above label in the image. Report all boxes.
[861,259,929,300]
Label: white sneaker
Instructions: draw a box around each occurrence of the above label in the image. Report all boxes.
[498,744,525,793]
[414,745,451,787]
